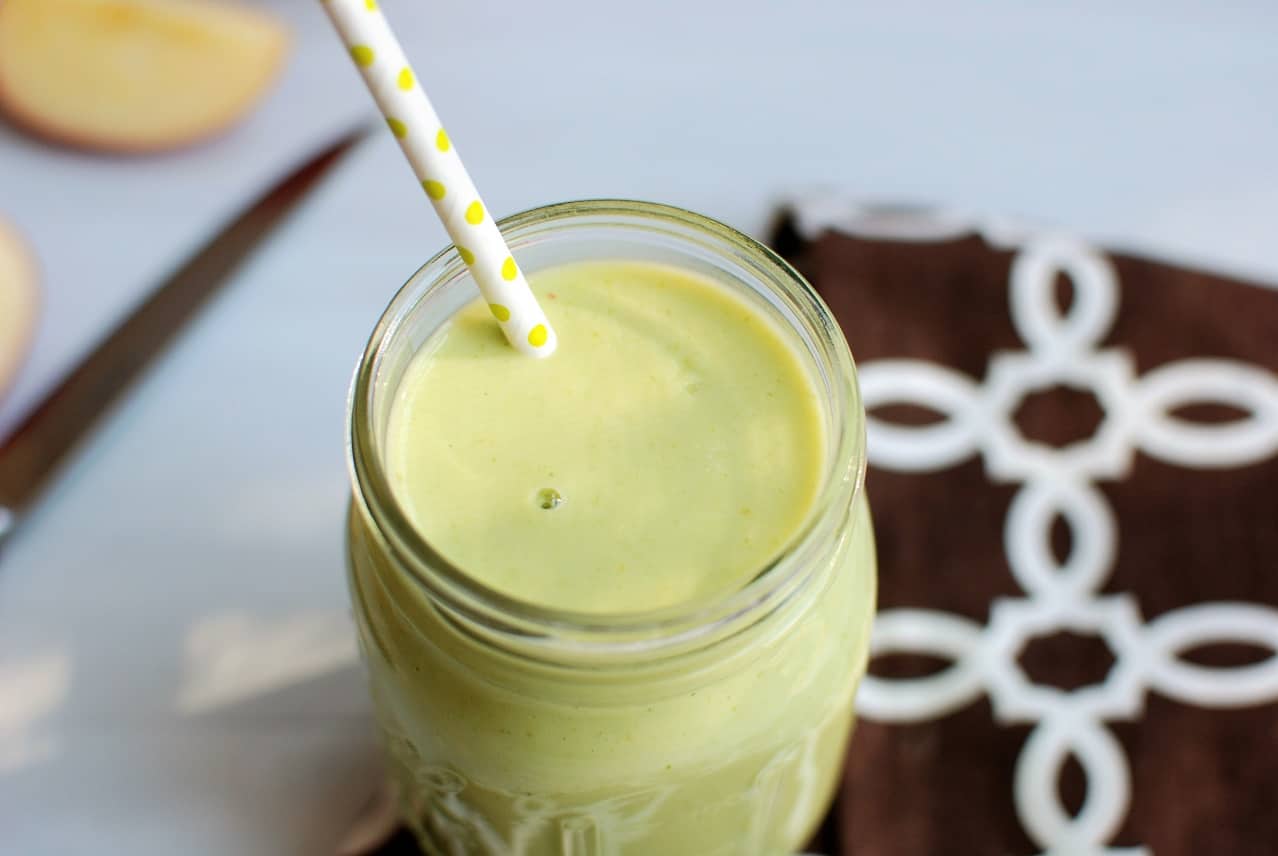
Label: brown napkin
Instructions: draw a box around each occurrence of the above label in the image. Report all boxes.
[357,207,1278,856]
[775,204,1278,856]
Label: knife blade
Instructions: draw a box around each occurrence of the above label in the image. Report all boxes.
[0,129,364,547]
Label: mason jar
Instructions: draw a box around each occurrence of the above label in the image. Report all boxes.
[346,200,876,856]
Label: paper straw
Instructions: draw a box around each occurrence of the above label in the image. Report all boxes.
[320,0,557,358]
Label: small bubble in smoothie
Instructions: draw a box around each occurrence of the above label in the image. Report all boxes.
[536,488,564,510]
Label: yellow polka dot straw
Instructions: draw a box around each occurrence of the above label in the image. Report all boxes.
[321,0,557,357]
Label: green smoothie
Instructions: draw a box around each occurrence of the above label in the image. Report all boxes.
[347,252,876,855]
[385,260,825,614]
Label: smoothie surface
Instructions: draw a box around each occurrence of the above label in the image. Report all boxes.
[385,260,825,613]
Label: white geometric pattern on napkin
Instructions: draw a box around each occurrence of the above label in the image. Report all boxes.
[852,234,1278,856]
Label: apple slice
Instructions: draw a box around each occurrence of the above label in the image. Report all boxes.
[0,218,39,403]
[0,0,288,153]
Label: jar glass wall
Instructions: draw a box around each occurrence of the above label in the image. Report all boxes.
[346,200,877,855]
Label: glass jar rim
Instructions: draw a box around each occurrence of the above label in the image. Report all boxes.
[347,199,866,658]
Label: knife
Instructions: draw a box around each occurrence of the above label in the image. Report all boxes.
[0,129,364,549]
